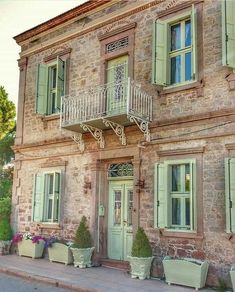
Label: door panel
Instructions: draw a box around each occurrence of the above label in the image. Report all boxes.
[106,55,128,116]
[108,180,133,261]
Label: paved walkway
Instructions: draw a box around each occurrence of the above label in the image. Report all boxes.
[0,255,213,292]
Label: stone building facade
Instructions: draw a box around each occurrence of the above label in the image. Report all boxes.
[13,0,235,287]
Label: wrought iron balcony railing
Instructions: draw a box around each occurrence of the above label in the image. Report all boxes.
[60,78,152,148]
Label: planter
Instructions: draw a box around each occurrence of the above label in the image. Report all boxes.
[163,257,209,290]
[0,240,11,255]
[230,266,235,290]
[70,246,95,268]
[128,256,154,280]
[48,243,73,265]
[18,239,44,258]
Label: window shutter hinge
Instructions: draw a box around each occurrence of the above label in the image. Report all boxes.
[157,200,160,207]
[226,34,228,42]
[230,200,232,209]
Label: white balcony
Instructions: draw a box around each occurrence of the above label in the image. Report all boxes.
[60,78,152,149]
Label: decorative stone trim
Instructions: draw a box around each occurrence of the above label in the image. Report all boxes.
[226,73,235,91]
[40,159,67,168]
[43,47,72,63]
[98,22,136,41]
[225,143,235,151]
[157,147,205,157]
[157,0,204,18]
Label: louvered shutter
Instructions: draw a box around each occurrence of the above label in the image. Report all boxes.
[36,64,48,114]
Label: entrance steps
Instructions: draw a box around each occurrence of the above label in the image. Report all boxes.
[100,258,130,271]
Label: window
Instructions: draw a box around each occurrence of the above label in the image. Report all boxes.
[36,56,65,115]
[152,5,197,87]
[32,171,61,222]
[222,0,235,68]
[225,158,235,232]
[154,159,196,231]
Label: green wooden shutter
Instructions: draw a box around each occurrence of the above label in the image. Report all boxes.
[222,0,235,68]
[189,159,196,231]
[36,64,48,114]
[56,57,65,111]
[152,19,167,86]
[32,173,44,222]
[154,163,168,228]
[225,158,235,232]
[191,4,197,80]
[54,171,61,221]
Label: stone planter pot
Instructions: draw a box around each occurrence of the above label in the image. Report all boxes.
[163,257,209,290]
[48,243,73,265]
[230,266,235,290]
[70,246,95,268]
[0,240,11,255]
[127,256,154,280]
[18,239,44,258]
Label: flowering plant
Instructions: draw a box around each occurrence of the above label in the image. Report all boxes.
[12,232,45,244]
[44,235,72,248]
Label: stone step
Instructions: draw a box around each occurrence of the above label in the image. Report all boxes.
[100,258,130,271]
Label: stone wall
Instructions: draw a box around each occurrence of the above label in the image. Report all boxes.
[13,0,235,288]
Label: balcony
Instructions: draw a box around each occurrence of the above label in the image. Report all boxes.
[60,78,152,150]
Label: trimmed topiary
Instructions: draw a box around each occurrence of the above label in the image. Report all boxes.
[73,216,92,248]
[0,219,12,241]
[131,227,152,258]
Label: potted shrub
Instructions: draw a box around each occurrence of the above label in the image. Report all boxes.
[163,256,209,290]
[127,227,154,280]
[70,216,95,268]
[12,232,45,259]
[46,236,73,265]
[0,219,12,255]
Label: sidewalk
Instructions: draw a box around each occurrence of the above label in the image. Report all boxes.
[0,255,213,292]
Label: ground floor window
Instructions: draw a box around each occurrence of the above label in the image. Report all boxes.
[154,159,196,231]
[33,171,61,222]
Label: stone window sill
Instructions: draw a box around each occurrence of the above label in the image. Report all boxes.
[41,114,60,121]
[158,228,203,240]
[38,223,62,230]
[158,80,204,105]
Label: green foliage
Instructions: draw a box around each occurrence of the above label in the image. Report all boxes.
[131,227,152,258]
[217,277,228,292]
[0,197,11,221]
[0,219,12,241]
[0,86,16,140]
[0,167,13,199]
[73,216,92,248]
[0,126,15,166]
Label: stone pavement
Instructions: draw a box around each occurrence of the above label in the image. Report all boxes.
[0,255,213,292]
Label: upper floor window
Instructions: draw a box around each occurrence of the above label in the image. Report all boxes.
[222,0,235,68]
[152,5,197,87]
[36,56,65,115]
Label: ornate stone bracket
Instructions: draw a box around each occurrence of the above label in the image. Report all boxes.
[71,133,85,152]
[103,119,126,145]
[128,115,151,142]
[80,124,105,148]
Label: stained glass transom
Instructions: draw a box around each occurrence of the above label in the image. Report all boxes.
[108,163,133,177]
[106,37,129,54]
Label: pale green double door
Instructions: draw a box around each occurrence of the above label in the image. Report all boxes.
[108,180,133,261]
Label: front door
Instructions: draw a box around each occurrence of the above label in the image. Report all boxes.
[106,55,128,116]
[108,180,133,261]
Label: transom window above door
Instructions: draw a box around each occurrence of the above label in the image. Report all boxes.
[108,163,133,177]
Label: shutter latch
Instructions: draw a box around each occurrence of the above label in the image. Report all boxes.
[230,200,232,209]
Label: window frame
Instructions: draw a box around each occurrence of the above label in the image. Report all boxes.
[152,4,199,90]
[154,158,197,234]
[35,56,66,116]
[32,170,62,223]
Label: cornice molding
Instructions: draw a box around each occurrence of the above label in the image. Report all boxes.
[14,0,111,44]
[18,0,162,58]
